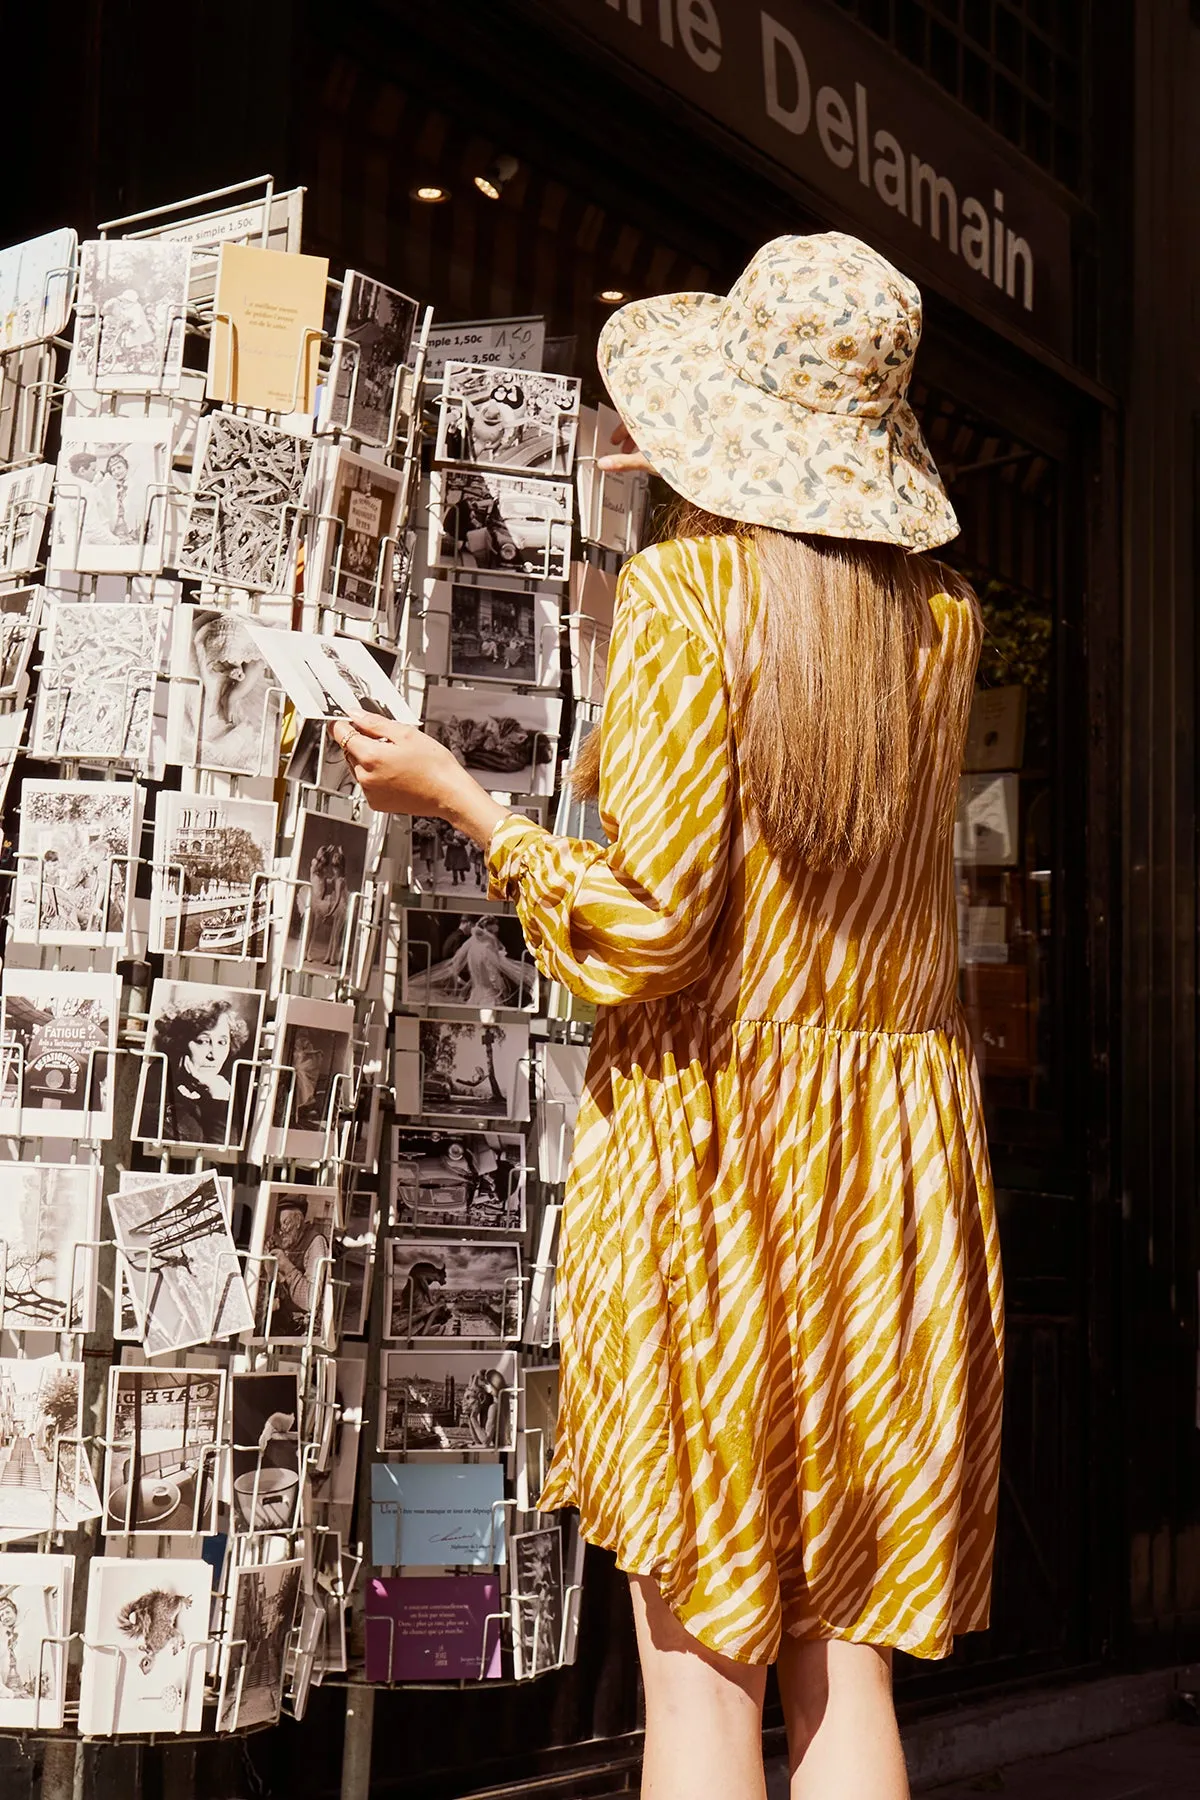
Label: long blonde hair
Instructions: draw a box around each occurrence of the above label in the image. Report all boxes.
[573,503,978,870]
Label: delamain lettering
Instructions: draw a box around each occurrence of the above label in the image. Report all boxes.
[585,0,1073,358]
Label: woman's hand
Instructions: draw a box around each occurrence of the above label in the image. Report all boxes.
[598,421,655,475]
[331,712,507,848]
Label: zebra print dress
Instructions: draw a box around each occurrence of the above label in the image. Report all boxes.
[487,533,1004,1666]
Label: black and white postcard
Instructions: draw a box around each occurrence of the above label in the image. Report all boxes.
[509,1525,564,1678]
[407,805,544,900]
[217,1554,303,1730]
[0,1552,74,1729]
[0,463,54,576]
[537,1042,589,1185]
[321,270,419,445]
[0,968,119,1140]
[32,601,167,763]
[78,1557,211,1735]
[576,403,649,553]
[70,239,190,393]
[0,1356,103,1537]
[437,362,580,476]
[386,1238,522,1342]
[136,980,265,1152]
[0,1161,102,1333]
[429,469,573,581]
[287,809,370,976]
[0,227,77,353]
[13,779,141,949]
[103,1366,225,1536]
[404,910,536,1010]
[264,995,356,1163]
[180,413,310,592]
[517,1364,561,1514]
[524,1204,562,1350]
[423,686,560,797]
[249,623,418,725]
[396,1016,530,1122]
[151,793,276,962]
[391,1128,526,1233]
[230,1369,303,1533]
[424,578,560,687]
[307,444,405,619]
[377,1347,518,1454]
[109,1170,254,1354]
[248,1182,338,1344]
[166,606,284,776]
[0,584,41,697]
[51,418,173,573]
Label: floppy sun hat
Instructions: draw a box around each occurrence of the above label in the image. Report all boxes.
[598,231,958,550]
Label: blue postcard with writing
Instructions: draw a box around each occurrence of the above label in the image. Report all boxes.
[370,1462,506,1567]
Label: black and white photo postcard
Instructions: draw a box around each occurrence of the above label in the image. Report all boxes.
[287,809,370,977]
[307,444,405,619]
[135,979,265,1153]
[151,793,276,961]
[32,602,167,764]
[391,1128,526,1234]
[386,1238,522,1343]
[321,270,419,445]
[0,1356,103,1536]
[180,412,310,592]
[404,911,537,1011]
[78,1557,211,1735]
[229,1369,302,1533]
[248,623,418,725]
[13,779,141,949]
[301,1525,349,1678]
[217,1554,303,1731]
[407,805,545,901]
[509,1525,564,1678]
[394,1016,530,1123]
[0,584,41,697]
[423,685,561,797]
[102,1366,225,1536]
[264,995,356,1163]
[70,239,190,393]
[0,1161,102,1333]
[248,1182,338,1345]
[109,1170,254,1354]
[0,969,119,1140]
[0,344,51,472]
[516,1364,561,1514]
[166,606,284,776]
[0,228,77,353]
[0,463,54,576]
[0,1552,74,1729]
[568,560,617,705]
[51,418,173,573]
[424,579,560,687]
[436,363,580,477]
[377,1348,518,1454]
[429,469,573,581]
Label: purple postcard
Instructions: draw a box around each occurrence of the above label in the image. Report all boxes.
[364,1575,502,1681]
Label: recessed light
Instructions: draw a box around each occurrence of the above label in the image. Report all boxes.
[412,184,449,203]
[597,288,628,304]
[473,175,502,200]
[473,154,520,201]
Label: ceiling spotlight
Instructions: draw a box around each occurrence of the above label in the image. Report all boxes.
[597,288,628,304]
[474,154,519,201]
[412,183,450,203]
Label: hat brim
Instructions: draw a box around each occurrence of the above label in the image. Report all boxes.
[598,292,958,550]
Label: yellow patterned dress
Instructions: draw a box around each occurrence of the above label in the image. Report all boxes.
[487,533,1004,1666]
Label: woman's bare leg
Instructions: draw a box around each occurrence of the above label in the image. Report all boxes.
[776,1635,909,1800]
[629,1575,769,1800]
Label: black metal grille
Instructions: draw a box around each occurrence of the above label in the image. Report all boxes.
[829,0,1085,192]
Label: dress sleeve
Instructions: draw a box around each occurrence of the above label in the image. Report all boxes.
[485,584,732,1006]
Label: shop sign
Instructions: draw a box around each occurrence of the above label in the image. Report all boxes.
[550,0,1075,360]
[425,316,547,377]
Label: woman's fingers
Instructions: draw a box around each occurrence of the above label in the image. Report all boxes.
[598,449,655,473]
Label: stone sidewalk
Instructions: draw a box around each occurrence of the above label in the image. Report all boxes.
[922,1720,1200,1797]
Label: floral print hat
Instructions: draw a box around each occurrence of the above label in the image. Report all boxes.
[598,231,958,550]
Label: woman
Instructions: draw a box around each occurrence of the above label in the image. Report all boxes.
[335,234,1003,1800]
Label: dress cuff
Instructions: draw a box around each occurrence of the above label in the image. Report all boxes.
[485,813,548,902]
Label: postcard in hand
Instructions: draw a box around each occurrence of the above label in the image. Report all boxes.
[135,980,264,1154]
[0,1162,102,1333]
[13,779,140,950]
[377,1348,518,1455]
[391,1128,526,1233]
[229,1369,303,1534]
[365,1575,502,1682]
[103,1366,225,1536]
[436,362,580,476]
[321,270,419,444]
[166,606,284,777]
[369,1460,507,1566]
[249,624,418,724]
[51,417,173,573]
[248,1182,338,1345]
[386,1238,522,1343]
[404,910,536,1011]
[209,243,328,415]
[151,793,275,961]
[180,413,310,592]
[70,239,189,393]
[78,1557,211,1735]
[0,968,119,1140]
[0,1553,74,1728]
[429,468,573,581]
[217,1555,303,1731]
[108,1170,253,1354]
[32,602,167,764]
[0,1356,103,1537]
